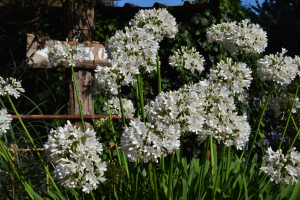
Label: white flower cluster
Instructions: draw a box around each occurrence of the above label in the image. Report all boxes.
[92,65,119,96]
[294,55,300,76]
[169,46,205,74]
[260,147,300,185]
[44,121,107,193]
[186,80,250,149]
[270,92,300,119]
[207,19,267,54]
[121,118,180,163]
[257,48,299,85]
[0,76,25,99]
[0,108,12,135]
[48,38,90,67]
[106,27,159,84]
[129,8,178,41]
[103,97,135,119]
[207,57,252,104]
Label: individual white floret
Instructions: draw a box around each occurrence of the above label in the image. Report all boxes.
[207,57,252,104]
[0,108,12,135]
[169,46,205,74]
[260,147,300,185]
[103,97,135,119]
[43,121,107,193]
[129,8,178,41]
[269,92,300,119]
[185,80,250,150]
[0,76,25,99]
[92,65,119,96]
[257,48,298,85]
[48,38,90,67]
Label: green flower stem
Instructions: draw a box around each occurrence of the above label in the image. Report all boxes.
[117,118,129,179]
[138,73,145,123]
[241,51,245,63]
[290,117,300,149]
[7,95,62,194]
[109,184,112,200]
[157,53,161,94]
[152,162,158,200]
[291,116,298,132]
[167,153,175,200]
[148,163,154,195]
[105,129,112,160]
[278,84,299,150]
[237,81,275,200]
[179,132,185,164]
[135,75,140,118]
[209,136,214,174]
[182,68,186,93]
[71,65,86,132]
[212,143,225,200]
[117,83,126,127]
[225,146,231,181]
[219,44,224,63]
[106,98,122,166]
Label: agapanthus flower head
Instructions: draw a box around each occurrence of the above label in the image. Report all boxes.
[207,57,252,104]
[129,8,178,41]
[147,89,206,135]
[103,97,135,119]
[257,48,298,85]
[48,38,90,67]
[294,55,300,76]
[43,121,107,193]
[94,118,112,130]
[260,147,300,185]
[120,118,180,163]
[106,27,159,85]
[185,80,250,149]
[0,76,25,99]
[0,108,12,135]
[169,46,205,74]
[207,19,267,54]
[92,65,119,96]
[270,92,300,119]
[206,21,238,46]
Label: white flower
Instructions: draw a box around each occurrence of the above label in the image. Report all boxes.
[48,38,90,67]
[294,55,300,76]
[207,57,252,104]
[120,118,180,163]
[92,65,119,96]
[43,121,107,193]
[106,27,159,85]
[207,19,268,54]
[185,80,250,150]
[257,48,298,85]
[260,147,300,185]
[103,97,135,119]
[169,46,205,74]
[0,76,25,99]
[0,108,12,135]
[129,8,178,41]
[270,92,300,119]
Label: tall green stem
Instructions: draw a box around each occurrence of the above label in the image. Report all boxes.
[212,143,225,200]
[138,72,145,123]
[237,81,275,200]
[117,81,126,127]
[278,84,299,150]
[152,162,158,200]
[219,44,224,63]
[7,95,61,194]
[209,136,214,174]
[157,53,161,94]
[225,146,231,181]
[71,66,86,132]
[106,98,122,166]
[167,153,175,200]
[290,116,300,149]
